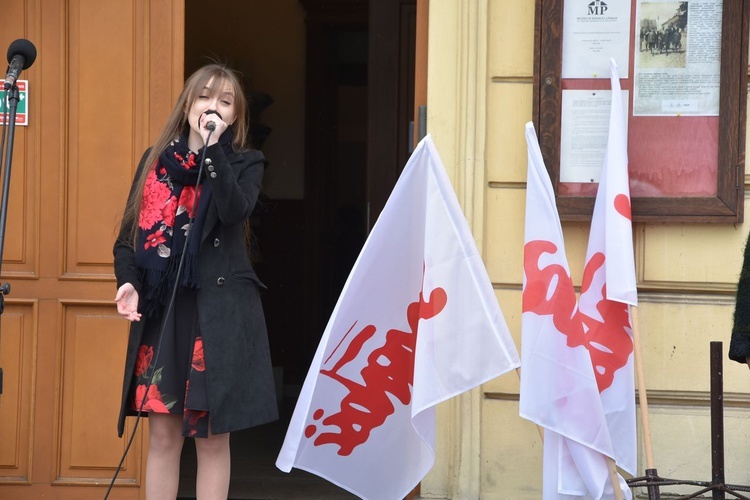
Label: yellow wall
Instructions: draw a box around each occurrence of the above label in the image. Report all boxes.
[423,0,750,498]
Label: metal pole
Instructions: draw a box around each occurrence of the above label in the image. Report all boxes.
[0,85,20,268]
[645,468,661,500]
[710,341,725,500]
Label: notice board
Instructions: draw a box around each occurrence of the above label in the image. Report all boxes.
[533,0,749,222]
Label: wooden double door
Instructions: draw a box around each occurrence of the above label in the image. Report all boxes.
[0,1,183,498]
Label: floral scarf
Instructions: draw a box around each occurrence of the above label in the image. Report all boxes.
[135,129,232,316]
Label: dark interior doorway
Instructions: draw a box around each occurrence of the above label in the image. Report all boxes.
[180,0,415,497]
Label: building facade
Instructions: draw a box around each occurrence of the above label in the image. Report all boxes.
[0,0,748,498]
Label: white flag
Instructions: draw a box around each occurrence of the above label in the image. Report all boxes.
[521,122,630,499]
[578,58,638,476]
[276,134,520,499]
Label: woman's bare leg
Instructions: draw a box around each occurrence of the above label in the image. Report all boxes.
[145,413,185,500]
[194,426,231,500]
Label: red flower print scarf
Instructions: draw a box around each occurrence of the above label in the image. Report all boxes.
[135,130,232,316]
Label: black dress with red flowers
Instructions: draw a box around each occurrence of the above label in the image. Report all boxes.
[128,290,210,438]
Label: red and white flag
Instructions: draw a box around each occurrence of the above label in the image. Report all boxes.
[276,134,520,499]
[520,122,630,499]
[578,58,637,476]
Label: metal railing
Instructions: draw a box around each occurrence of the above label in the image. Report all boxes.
[626,342,750,500]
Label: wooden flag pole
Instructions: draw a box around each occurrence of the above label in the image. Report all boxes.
[607,457,625,500]
[516,368,624,499]
[630,305,655,469]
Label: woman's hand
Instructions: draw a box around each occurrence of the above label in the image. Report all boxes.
[115,283,142,322]
[199,111,229,147]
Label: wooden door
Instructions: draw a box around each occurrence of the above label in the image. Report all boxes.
[366,0,418,229]
[0,1,183,498]
[301,0,370,379]
[300,0,419,368]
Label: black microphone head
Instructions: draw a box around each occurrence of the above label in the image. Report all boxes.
[204,109,223,120]
[7,39,37,69]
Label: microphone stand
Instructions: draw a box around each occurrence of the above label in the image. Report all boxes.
[0,82,21,394]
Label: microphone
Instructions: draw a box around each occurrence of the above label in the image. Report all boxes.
[4,39,37,90]
[203,110,222,132]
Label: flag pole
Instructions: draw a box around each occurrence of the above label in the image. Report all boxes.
[518,368,624,500]
[607,457,624,500]
[631,305,655,469]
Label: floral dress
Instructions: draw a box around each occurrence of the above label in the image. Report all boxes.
[128,141,212,438]
[130,290,210,438]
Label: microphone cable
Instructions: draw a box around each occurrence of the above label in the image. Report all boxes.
[104,127,214,499]
[0,100,8,173]
[0,81,14,218]
[0,87,17,294]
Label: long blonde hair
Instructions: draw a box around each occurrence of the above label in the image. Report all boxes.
[120,64,250,246]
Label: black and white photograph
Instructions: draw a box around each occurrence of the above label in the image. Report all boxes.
[634,0,721,115]
[637,1,688,69]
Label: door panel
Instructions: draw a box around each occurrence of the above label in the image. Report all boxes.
[66,0,137,276]
[0,0,183,497]
[57,304,134,482]
[0,302,34,484]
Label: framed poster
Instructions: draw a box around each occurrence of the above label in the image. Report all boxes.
[533,0,749,222]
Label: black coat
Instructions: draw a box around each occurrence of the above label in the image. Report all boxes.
[113,143,278,437]
[731,233,750,364]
